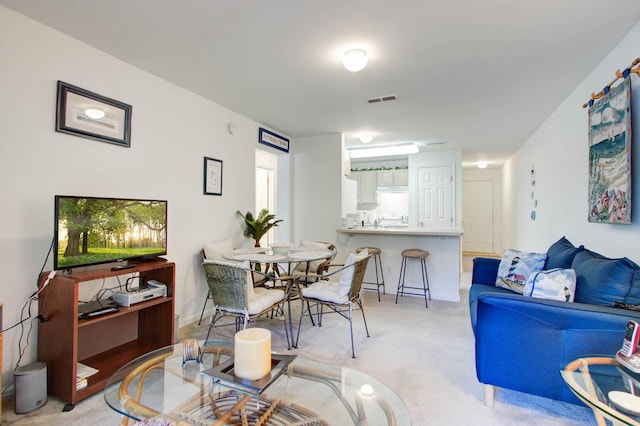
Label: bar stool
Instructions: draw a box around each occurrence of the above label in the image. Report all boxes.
[356,246,385,302]
[395,248,431,308]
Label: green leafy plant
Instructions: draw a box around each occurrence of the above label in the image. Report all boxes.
[236,209,283,247]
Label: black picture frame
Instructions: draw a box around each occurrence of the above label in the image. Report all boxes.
[55,81,132,147]
[259,127,289,153]
[204,156,223,196]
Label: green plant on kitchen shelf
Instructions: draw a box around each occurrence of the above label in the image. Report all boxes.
[350,166,408,172]
[236,209,283,247]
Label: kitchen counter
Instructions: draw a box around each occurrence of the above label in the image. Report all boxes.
[337,227,464,237]
[335,226,464,302]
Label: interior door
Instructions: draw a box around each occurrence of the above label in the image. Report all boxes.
[417,166,452,228]
[462,180,494,253]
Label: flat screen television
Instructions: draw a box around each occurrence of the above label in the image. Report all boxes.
[54,195,167,270]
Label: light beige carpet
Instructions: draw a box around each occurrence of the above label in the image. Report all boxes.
[2,273,595,425]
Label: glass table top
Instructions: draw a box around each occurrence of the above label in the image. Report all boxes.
[104,339,411,425]
[560,355,640,426]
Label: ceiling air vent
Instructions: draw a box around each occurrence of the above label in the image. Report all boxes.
[366,94,398,104]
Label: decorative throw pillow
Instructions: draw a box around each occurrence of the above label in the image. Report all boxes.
[544,236,583,270]
[338,249,369,297]
[295,241,331,272]
[523,268,576,302]
[495,249,547,294]
[203,239,233,260]
[300,240,330,250]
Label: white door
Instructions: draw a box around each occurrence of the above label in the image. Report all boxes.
[417,166,452,228]
[462,180,494,253]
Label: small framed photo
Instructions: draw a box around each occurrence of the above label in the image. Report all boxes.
[55,81,132,147]
[204,156,223,196]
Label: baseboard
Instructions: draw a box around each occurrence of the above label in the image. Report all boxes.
[463,251,500,259]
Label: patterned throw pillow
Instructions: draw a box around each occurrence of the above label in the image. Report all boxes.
[495,249,547,294]
[524,268,576,302]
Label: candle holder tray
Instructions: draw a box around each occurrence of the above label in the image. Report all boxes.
[200,354,297,398]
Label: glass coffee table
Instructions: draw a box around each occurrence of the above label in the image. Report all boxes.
[104,339,410,425]
[561,355,640,426]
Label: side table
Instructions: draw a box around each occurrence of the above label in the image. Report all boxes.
[561,355,640,426]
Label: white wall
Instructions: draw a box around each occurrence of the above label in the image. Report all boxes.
[0,6,287,385]
[290,133,343,244]
[502,21,640,262]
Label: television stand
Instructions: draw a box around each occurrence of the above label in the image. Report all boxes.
[37,260,175,406]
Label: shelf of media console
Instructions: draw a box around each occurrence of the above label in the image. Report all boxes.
[77,295,172,327]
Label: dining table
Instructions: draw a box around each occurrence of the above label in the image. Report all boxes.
[222,245,336,349]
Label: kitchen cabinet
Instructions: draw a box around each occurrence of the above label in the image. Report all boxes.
[354,171,378,206]
[376,170,393,186]
[377,169,409,186]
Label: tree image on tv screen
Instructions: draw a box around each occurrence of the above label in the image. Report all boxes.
[57,198,166,268]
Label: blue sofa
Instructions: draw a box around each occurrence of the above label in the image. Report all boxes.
[469,237,640,406]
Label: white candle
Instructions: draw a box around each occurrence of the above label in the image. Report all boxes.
[234,328,271,380]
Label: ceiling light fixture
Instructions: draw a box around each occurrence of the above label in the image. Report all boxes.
[359,133,373,144]
[349,144,419,159]
[84,108,105,119]
[477,162,488,169]
[343,49,368,72]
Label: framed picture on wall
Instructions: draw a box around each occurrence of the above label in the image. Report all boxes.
[259,127,289,153]
[55,81,132,147]
[204,156,223,196]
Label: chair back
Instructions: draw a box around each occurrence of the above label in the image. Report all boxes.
[348,255,371,300]
[201,261,248,311]
[316,242,337,273]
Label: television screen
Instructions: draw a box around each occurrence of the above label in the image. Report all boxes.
[54,195,167,270]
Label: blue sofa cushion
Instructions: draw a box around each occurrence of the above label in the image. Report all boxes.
[544,236,582,270]
[495,249,547,294]
[627,266,640,305]
[472,257,500,285]
[572,249,636,305]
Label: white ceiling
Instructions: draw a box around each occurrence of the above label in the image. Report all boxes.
[3,0,640,167]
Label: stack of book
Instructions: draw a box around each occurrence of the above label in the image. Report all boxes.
[76,362,98,390]
[76,376,87,390]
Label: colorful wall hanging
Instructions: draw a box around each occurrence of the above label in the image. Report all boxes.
[587,77,632,224]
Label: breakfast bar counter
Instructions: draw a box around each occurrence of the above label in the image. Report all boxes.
[337,226,464,237]
[336,227,464,302]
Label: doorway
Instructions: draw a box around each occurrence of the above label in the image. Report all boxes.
[462,180,494,253]
[256,150,277,247]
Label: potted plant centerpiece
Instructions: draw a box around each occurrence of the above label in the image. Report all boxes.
[236,209,283,247]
